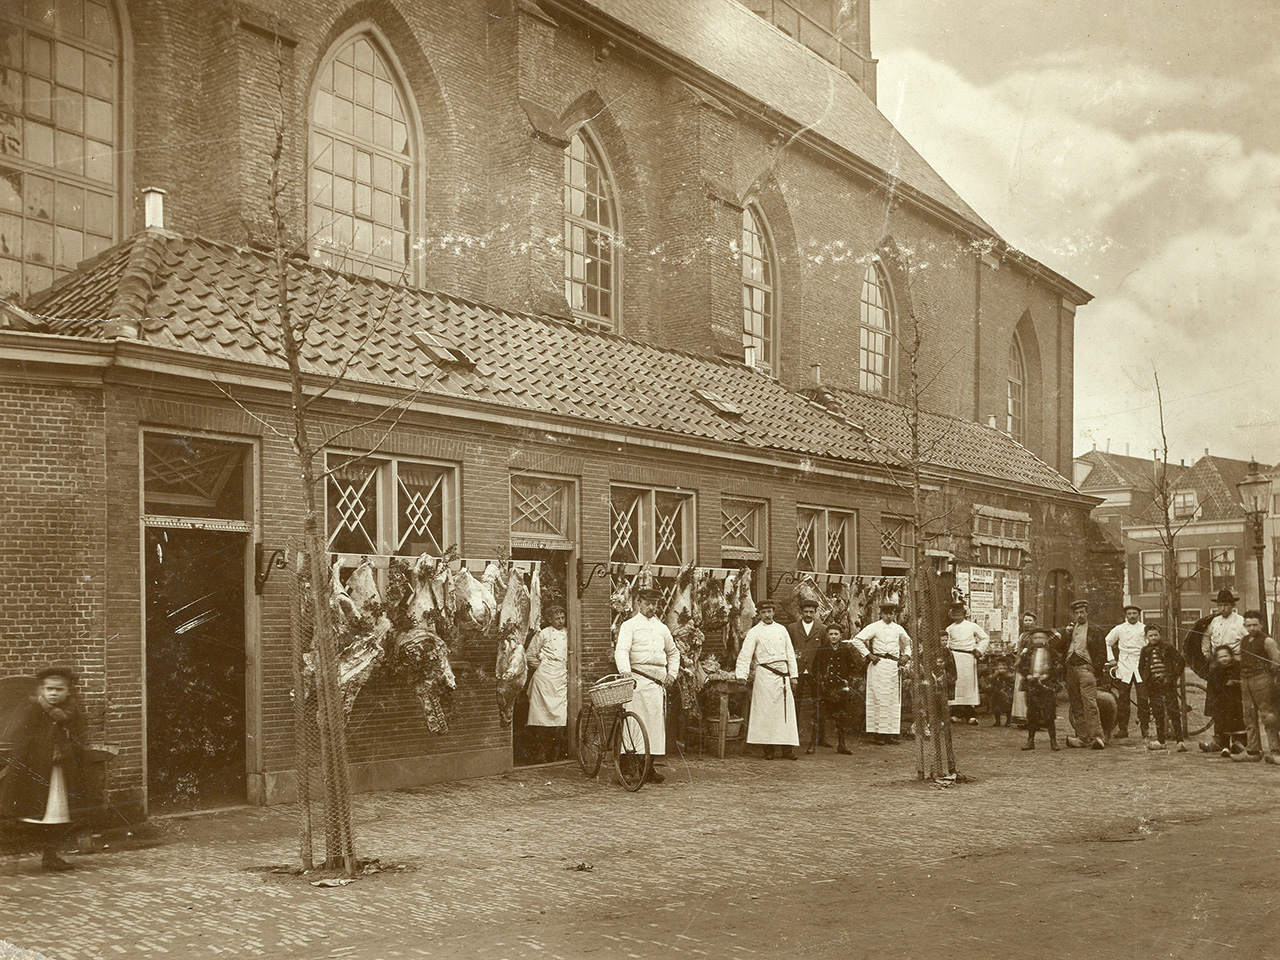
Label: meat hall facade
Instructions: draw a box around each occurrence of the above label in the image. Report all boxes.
[0,0,1118,819]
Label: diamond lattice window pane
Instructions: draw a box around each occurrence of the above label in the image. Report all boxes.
[327,461,379,554]
[396,463,445,556]
[610,490,641,564]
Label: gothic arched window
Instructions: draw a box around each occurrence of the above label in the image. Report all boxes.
[563,129,617,332]
[858,262,893,396]
[741,205,776,371]
[309,32,416,282]
[1007,336,1025,442]
[0,0,122,298]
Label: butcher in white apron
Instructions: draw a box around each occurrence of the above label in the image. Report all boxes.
[526,604,568,761]
[615,587,680,784]
[852,600,913,744]
[945,602,990,723]
[736,598,800,759]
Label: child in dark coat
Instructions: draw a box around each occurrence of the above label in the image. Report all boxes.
[1017,629,1060,751]
[0,667,88,870]
[1204,645,1246,756]
[1137,624,1187,751]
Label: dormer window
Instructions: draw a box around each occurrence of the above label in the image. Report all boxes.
[1172,490,1198,520]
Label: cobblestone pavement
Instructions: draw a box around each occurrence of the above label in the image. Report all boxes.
[2,723,1278,960]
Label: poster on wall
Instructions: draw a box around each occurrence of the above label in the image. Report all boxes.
[957,565,1020,651]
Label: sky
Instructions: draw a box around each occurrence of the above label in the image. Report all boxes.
[872,0,1280,467]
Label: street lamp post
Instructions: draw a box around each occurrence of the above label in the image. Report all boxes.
[1236,459,1273,634]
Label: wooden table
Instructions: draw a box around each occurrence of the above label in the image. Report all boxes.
[702,676,749,758]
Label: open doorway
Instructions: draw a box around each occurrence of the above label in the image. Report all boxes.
[145,528,246,810]
[511,546,570,767]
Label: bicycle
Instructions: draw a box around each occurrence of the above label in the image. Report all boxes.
[576,674,651,792]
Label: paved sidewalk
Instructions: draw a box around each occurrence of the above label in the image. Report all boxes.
[2,725,1278,959]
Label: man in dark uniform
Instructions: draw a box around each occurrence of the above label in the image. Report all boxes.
[788,599,826,744]
[1055,599,1111,749]
[807,624,860,754]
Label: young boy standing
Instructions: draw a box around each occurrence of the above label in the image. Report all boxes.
[1017,628,1060,751]
[1137,624,1187,751]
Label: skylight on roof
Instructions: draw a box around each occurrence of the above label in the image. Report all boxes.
[411,330,475,369]
[695,389,743,419]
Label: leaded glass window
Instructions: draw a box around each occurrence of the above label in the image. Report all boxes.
[564,130,616,331]
[610,485,694,566]
[326,455,455,557]
[741,206,775,371]
[309,33,415,282]
[721,498,765,561]
[858,263,892,396]
[0,0,120,298]
[511,475,573,543]
[1007,337,1025,442]
[797,506,856,575]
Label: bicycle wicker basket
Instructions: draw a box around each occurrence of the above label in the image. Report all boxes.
[588,674,636,708]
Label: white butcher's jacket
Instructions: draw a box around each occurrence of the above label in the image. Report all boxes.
[735,621,799,746]
[1105,621,1147,684]
[1205,612,1247,658]
[615,613,679,755]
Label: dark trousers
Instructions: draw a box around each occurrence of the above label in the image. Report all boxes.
[1115,678,1147,736]
[1145,681,1182,742]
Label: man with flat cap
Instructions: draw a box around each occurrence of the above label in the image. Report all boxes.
[616,586,680,782]
[1056,598,1110,749]
[944,601,990,724]
[851,599,913,745]
[737,598,800,759]
[788,598,825,742]
[1105,604,1148,739]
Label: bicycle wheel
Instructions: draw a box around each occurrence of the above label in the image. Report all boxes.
[614,709,651,792]
[1183,680,1211,737]
[576,703,605,778]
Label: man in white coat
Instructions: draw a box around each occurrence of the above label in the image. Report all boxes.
[526,604,569,761]
[1105,604,1147,739]
[736,598,800,760]
[852,600,913,744]
[615,587,680,783]
[944,602,990,724]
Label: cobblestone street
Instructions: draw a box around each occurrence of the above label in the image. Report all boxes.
[3,724,1279,960]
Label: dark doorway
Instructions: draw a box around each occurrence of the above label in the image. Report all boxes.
[511,547,570,767]
[145,528,247,811]
[1045,568,1074,631]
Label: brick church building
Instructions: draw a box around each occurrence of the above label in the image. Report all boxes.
[0,0,1117,818]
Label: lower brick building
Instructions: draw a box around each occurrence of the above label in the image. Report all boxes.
[0,229,1115,819]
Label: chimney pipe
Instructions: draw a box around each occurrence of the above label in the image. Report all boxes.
[810,362,821,386]
[1126,443,1130,456]
[987,415,997,429]
[143,187,166,229]
[1105,438,1111,453]
[1204,447,1209,457]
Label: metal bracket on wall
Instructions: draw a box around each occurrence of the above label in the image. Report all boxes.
[577,560,610,597]
[769,569,805,593]
[255,544,287,595]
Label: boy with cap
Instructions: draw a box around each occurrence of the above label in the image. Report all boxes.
[808,623,859,754]
[1105,604,1148,740]
[851,600,913,745]
[1137,622,1187,751]
[616,587,680,782]
[736,598,800,759]
[944,602,990,724]
[1055,599,1110,749]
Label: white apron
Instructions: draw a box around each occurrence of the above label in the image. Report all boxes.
[624,675,666,755]
[950,650,980,705]
[526,627,568,726]
[1011,674,1027,720]
[615,613,679,756]
[852,619,912,735]
[736,622,799,746]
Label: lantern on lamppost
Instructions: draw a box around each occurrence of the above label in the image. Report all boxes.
[1236,459,1273,633]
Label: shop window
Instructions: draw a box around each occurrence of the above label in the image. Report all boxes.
[721,497,766,562]
[564,129,617,332]
[739,205,776,372]
[1139,551,1164,595]
[0,0,121,298]
[1210,547,1235,592]
[326,454,456,557]
[858,262,893,396]
[1007,337,1024,442]
[610,485,694,566]
[797,506,856,575]
[309,31,416,282]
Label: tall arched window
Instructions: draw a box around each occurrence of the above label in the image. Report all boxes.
[740,205,776,371]
[309,32,416,283]
[0,0,121,298]
[858,262,893,396]
[1007,336,1025,442]
[563,129,617,332]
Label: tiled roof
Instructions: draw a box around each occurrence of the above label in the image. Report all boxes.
[577,0,992,234]
[1172,455,1260,522]
[22,232,902,469]
[1074,449,1180,492]
[811,387,1079,494]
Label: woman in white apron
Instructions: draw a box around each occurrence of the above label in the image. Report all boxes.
[526,605,569,761]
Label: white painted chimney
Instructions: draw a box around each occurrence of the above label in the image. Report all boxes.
[987,415,997,429]
[810,362,822,386]
[143,187,166,229]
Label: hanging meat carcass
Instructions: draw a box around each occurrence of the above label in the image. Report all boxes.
[699,568,729,629]
[526,563,542,641]
[494,564,530,725]
[391,553,459,732]
[665,564,705,710]
[453,564,498,640]
[332,558,392,717]
[725,567,757,664]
